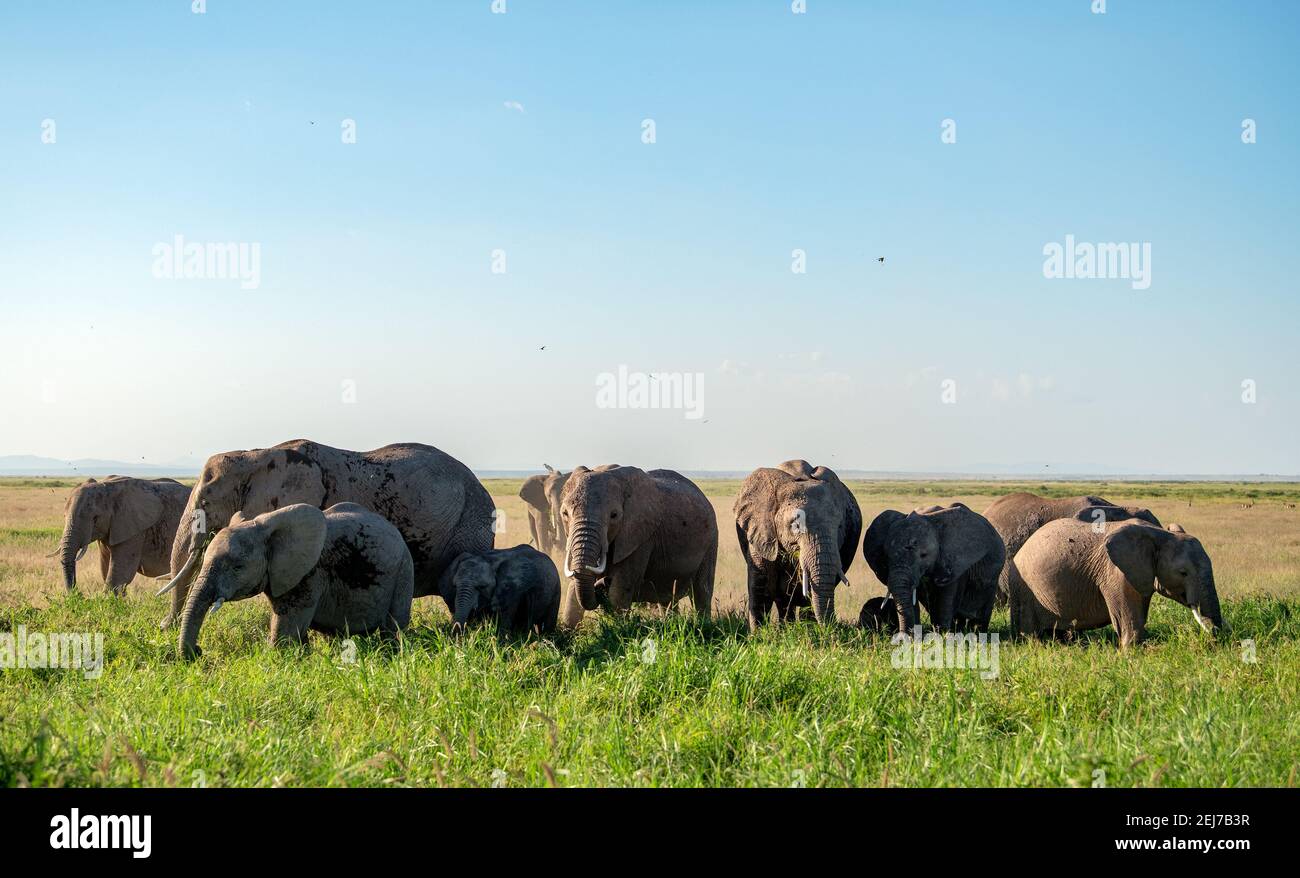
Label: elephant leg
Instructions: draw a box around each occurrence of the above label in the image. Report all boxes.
[606,555,650,613]
[746,566,771,631]
[527,513,541,550]
[269,585,322,647]
[690,543,716,620]
[384,574,413,636]
[1100,573,1148,649]
[98,541,112,585]
[927,581,959,632]
[105,537,144,596]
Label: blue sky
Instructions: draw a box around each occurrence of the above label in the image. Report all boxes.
[1,0,1297,474]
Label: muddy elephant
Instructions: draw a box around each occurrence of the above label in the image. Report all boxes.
[160,440,494,628]
[559,465,717,627]
[56,476,191,595]
[733,460,862,628]
[519,465,569,556]
[1008,516,1223,648]
[165,503,414,659]
[984,492,1161,604]
[438,545,560,636]
[862,503,1004,633]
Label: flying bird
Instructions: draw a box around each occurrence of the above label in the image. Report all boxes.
[876,257,885,264]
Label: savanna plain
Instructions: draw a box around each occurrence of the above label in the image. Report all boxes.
[1,477,1298,787]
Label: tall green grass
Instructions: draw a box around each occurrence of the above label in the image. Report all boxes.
[2,594,1296,787]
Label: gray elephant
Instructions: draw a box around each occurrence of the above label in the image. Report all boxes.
[984,492,1161,604]
[733,460,862,628]
[56,476,191,595]
[559,465,717,625]
[862,503,1004,633]
[160,440,494,628]
[519,465,569,556]
[438,545,561,636]
[162,503,414,659]
[1008,515,1222,648]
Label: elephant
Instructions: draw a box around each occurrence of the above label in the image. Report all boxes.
[862,503,1005,633]
[159,440,494,629]
[519,465,569,556]
[858,595,900,633]
[164,503,414,658]
[56,476,191,595]
[1008,515,1223,648]
[438,545,561,636]
[983,492,1161,604]
[733,460,862,628]
[559,464,717,626]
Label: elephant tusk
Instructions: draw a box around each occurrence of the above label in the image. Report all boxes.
[155,545,203,596]
[76,546,88,562]
[210,598,223,614]
[586,552,607,575]
[838,572,850,587]
[563,557,575,579]
[1192,609,1214,634]
[801,566,810,599]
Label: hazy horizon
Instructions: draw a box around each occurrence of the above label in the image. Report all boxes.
[2,1,1297,475]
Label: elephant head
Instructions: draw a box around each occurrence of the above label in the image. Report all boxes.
[440,552,498,628]
[1104,522,1223,634]
[167,504,327,659]
[559,465,656,611]
[734,460,860,623]
[863,510,951,632]
[58,477,166,592]
[163,446,328,624]
[542,465,571,549]
[519,473,550,548]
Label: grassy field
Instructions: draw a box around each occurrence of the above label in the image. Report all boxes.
[1,477,1298,787]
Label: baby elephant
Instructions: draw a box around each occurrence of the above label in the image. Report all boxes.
[438,545,561,636]
[1008,515,1223,649]
[858,596,901,634]
[159,503,414,659]
[439,546,561,634]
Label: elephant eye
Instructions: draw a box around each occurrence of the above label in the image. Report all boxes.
[610,510,619,519]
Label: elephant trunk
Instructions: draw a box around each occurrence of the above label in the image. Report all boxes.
[565,521,606,611]
[57,510,93,592]
[454,579,476,627]
[177,573,219,660]
[886,570,920,633]
[806,538,841,624]
[1190,579,1224,633]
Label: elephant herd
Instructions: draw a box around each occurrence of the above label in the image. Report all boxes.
[52,441,1225,660]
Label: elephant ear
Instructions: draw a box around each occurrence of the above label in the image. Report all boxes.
[863,507,904,582]
[734,471,782,562]
[611,468,659,566]
[262,505,328,598]
[519,475,548,509]
[1103,523,1167,595]
[862,510,905,583]
[838,487,863,575]
[108,482,164,545]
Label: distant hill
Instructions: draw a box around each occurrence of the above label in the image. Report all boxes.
[0,456,202,477]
